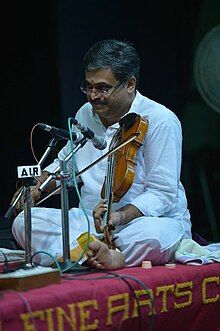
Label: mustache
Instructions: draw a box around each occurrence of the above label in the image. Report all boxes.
[91,100,107,106]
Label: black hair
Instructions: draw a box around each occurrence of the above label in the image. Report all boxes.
[83,39,140,86]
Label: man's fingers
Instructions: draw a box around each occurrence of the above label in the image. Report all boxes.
[94,218,104,233]
[93,206,107,219]
[93,200,107,214]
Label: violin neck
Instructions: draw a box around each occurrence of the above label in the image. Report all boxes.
[102,126,122,227]
[102,154,115,226]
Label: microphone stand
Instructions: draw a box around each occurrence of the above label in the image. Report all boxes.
[4,133,88,275]
[45,139,88,272]
[57,159,88,272]
[23,180,34,268]
[13,137,61,269]
[22,136,87,272]
[31,137,88,272]
[60,159,70,261]
[38,137,59,166]
[4,135,69,269]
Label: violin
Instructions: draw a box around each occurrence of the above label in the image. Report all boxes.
[100,113,149,249]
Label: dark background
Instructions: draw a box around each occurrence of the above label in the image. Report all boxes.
[1,0,220,242]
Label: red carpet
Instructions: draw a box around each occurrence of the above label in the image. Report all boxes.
[0,263,220,330]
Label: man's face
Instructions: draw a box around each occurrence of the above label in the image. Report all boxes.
[83,68,136,126]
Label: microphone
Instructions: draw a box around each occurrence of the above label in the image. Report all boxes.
[71,118,107,150]
[37,123,107,150]
[37,123,84,142]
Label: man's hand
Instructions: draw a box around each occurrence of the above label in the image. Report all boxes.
[93,199,107,233]
[10,182,42,214]
[10,171,54,214]
[93,200,144,233]
[93,199,123,233]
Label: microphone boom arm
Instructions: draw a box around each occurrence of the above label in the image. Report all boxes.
[36,132,139,206]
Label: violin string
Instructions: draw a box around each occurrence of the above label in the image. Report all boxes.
[102,126,123,248]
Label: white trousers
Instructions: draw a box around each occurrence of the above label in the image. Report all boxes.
[12,207,189,267]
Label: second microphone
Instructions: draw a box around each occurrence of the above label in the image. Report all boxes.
[37,123,107,150]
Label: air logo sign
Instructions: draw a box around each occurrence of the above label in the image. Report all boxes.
[17,165,41,178]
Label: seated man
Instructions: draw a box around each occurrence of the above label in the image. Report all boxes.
[12,39,192,270]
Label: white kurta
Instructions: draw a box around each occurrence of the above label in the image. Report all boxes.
[12,91,192,266]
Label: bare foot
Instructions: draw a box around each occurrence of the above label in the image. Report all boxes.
[86,240,125,270]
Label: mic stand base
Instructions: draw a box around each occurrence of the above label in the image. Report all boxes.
[18,262,38,270]
[57,260,91,273]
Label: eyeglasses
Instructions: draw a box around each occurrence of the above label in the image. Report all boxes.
[80,80,125,97]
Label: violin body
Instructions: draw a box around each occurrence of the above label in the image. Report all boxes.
[110,114,148,202]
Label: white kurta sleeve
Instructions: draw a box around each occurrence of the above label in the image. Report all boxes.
[131,116,182,217]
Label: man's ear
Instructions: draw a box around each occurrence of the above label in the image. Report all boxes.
[126,76,136,93]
